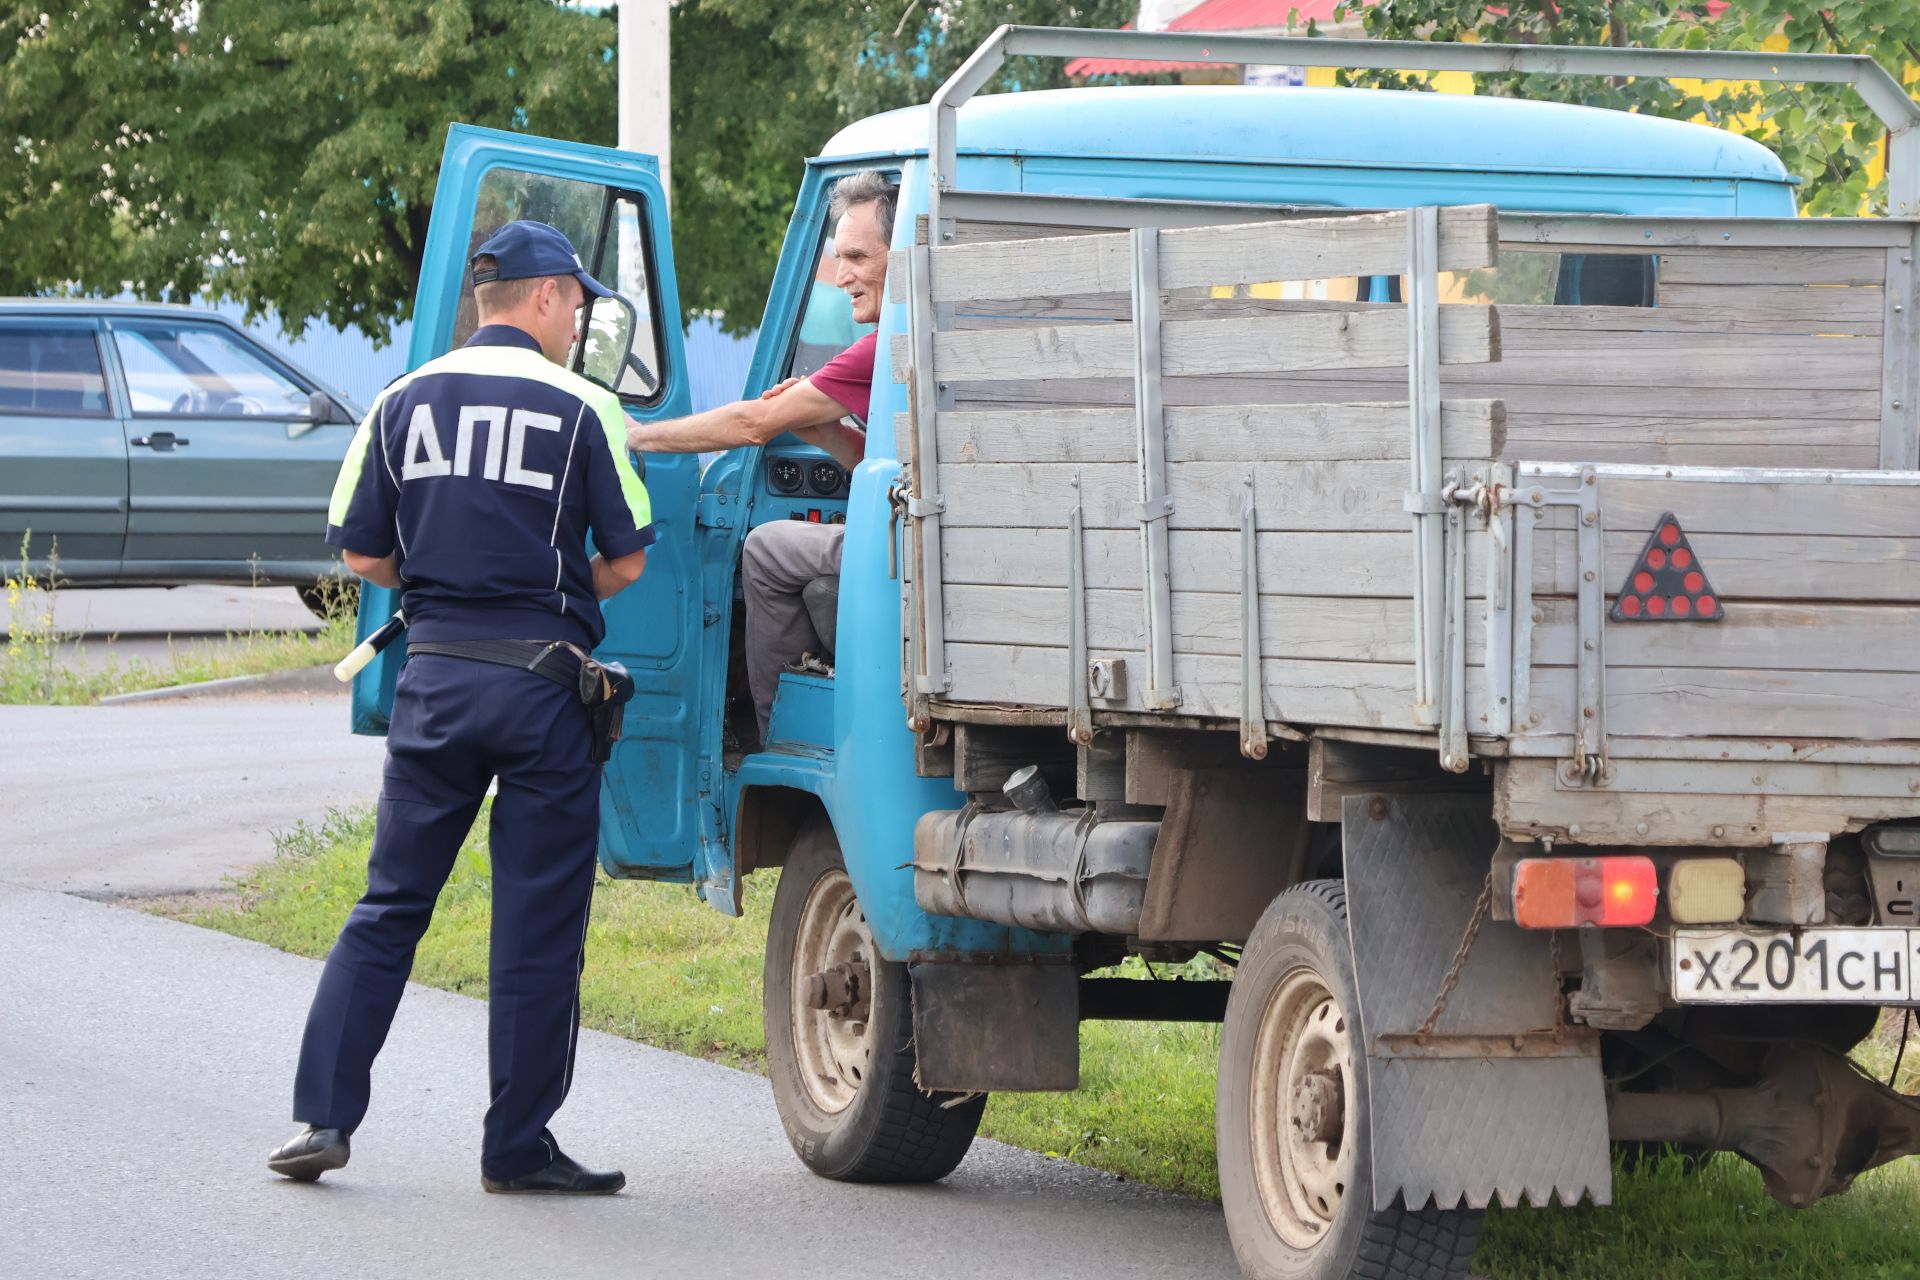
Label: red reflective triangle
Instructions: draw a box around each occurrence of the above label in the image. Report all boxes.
[1609,513,1724,622]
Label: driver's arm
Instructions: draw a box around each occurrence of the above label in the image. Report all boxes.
[789,418,866,473]
[626,378,858,456]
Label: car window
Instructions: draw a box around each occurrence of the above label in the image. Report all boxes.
[112,321,311,418]
[449,168,666,406]
[0,326,111,417]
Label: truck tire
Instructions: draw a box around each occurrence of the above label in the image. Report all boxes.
[1218,879,1483,1280]
[764,818,984,1182]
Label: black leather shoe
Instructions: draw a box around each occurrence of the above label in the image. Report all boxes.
[481,1150,625,1195]
[267,1125,350,1181]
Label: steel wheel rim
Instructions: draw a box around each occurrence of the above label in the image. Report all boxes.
[788,867,876,1115]
[1249,964,1357,1249]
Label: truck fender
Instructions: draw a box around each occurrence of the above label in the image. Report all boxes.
[734,784,827,877]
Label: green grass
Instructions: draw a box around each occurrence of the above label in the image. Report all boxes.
[183,807,1920,1279]
[2,541,356,704]
[0,617,357,705]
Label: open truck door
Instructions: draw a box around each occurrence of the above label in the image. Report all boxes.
[348,123,706,883]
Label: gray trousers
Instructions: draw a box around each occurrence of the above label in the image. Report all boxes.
[741,519,844,736]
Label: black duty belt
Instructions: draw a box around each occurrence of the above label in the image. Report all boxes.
[407,639,635,765]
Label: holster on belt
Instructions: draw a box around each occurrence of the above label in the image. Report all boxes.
[406,639,636,765]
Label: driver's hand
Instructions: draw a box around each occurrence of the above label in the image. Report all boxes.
[760,377,802,401]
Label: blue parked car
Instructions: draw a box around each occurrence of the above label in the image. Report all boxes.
[0,299,361,611]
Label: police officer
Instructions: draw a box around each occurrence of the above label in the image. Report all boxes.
[267,221,655,1194]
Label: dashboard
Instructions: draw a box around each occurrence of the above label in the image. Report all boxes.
[761,446,848,525]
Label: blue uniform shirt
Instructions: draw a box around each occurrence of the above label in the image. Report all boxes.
[325,325,655,651]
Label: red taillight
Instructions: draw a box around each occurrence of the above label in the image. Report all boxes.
[1511,856,1658,929]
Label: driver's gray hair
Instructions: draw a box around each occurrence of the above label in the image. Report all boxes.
[828,170,897,247]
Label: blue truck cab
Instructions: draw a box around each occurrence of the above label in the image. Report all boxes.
[352,30,1920,1279]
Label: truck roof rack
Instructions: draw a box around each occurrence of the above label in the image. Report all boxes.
[925,26,1920,238]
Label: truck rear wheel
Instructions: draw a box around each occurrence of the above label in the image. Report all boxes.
[764,819,984,1181]
[1218,880,1483,1280]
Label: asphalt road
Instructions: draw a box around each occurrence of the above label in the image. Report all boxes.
[0,691,383,896]
[0,884,1238,1280]
[3,588,1241,1278]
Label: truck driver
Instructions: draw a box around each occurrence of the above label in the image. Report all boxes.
[625,170,894,739]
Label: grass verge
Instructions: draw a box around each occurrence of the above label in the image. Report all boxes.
[1,618,355,705]
[177,807,1920,1280]
[2,541,355,704]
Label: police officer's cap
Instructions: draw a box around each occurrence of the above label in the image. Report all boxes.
[470,220,615,299]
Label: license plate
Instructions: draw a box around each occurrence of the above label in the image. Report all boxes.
[1671,928,1920,1004]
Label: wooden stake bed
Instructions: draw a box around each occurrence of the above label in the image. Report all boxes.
[893,201,1920,778]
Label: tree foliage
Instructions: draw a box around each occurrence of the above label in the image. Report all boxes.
[1,1,616,339]
[4,0,1134,340]
[1338,0,1920,216]
[671,0,1137,332]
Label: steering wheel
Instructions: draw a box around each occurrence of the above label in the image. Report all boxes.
[218,396,265,417]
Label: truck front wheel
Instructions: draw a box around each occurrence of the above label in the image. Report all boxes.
[1218,879,1483,1280]
[764,818,984,1181]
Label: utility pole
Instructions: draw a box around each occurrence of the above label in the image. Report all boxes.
[618,0,671,199]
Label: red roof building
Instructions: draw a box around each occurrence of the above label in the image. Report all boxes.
[1064,0,1733,78]
[1065,0,1374,78]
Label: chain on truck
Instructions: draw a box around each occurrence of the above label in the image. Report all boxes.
[350,26,1920,1280]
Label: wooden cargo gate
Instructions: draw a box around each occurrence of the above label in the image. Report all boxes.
[892,203,1920,765]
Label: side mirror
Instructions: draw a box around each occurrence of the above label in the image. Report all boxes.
[578,294,638,393]
[290,389,345,438]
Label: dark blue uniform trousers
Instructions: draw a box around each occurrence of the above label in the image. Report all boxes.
[292,654,600,1181]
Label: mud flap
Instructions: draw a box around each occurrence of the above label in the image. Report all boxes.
[1343,793,1611,1210]
[908,961,1079,1093]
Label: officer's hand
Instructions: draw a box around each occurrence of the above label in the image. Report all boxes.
[760,377,802,401]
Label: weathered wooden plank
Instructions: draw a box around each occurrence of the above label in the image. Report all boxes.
[1494,759,1920,848]
[1481,333,1880,391]
[1609,288,1883,334]
[1505,415,1880,450]
[914,306,1498,383]
[932,231,1133,304]
[1530,600,1920,673]
[1526,666,1920,740]
[1496,242,1891,286]
[953,289,1886,339]
[947,376,1881,422]
[929,206,1499,304]
[941,527,1491,598]
[930,215,1106,244]
[942,642,1494,732]
[1504,438,1879,469]
[1158,205,1500,290]
[1531,528,1920,603]
[938,459,1490,532]
[1654,247,1890,288]
[1503,410,1879,467]
[916,400,1504,466]
[1562,474,1920,539]
[943,585,1492,666]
